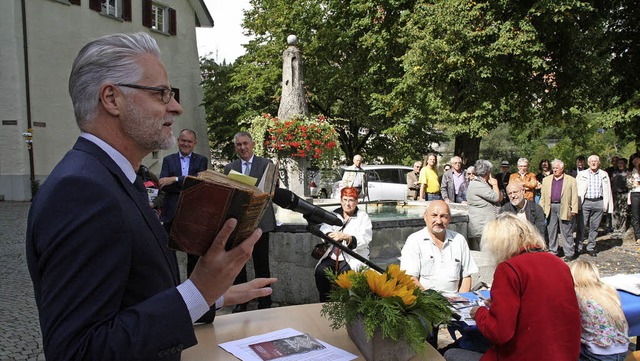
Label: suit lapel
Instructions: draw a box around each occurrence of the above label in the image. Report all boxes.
[187,154,198,176]
[173,153,181,176]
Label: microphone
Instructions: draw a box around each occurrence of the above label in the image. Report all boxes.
[272,188,343,227]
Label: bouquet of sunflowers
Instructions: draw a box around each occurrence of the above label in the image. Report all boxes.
[320,264,453,354]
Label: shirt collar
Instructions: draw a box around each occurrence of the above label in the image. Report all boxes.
[423,228,452,245]
[180,152,192,159]
[242,155,255,164]
[80,132,136,183]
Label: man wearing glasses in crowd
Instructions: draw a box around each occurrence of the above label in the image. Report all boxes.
[407,160,422,200]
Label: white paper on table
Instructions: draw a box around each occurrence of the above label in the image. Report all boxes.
[218,328,358,361]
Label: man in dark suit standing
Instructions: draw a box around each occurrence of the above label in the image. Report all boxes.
[159,128,208,276]
[26,33,274,360]
[224,132,277,312]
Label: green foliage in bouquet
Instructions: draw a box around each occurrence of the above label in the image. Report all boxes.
[321,264,453,354]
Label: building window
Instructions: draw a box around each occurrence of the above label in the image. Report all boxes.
[143,0,176,35]
[102,0,122,18]
[151,3,166,32]
[89,0,131,21]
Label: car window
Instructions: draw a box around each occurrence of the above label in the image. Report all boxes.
[366,170,380,182]
[374,169,401,183]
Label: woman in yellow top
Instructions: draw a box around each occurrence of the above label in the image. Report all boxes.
[419,153,441,201]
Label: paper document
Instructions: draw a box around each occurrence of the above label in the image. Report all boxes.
[219,328,358,361]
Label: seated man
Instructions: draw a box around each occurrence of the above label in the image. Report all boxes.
[499,182,546,237]
[400,200,478,293]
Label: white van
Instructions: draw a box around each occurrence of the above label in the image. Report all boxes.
[330,165,413,201]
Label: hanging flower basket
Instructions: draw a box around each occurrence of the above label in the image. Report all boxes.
[248,113,340,169]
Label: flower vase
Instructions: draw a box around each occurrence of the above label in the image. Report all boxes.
[346,316,416,361]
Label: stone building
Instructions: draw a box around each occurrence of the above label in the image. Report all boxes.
[0,0,213,200]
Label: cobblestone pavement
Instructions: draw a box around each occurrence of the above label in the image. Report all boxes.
[0,202,44,361]
[2,201,639,359]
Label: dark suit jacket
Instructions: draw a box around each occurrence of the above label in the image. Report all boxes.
[159,152,208,223]
[224,156,276,232]
[499,200,547,237]
[26,138,196,360]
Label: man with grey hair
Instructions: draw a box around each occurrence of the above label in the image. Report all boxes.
[342,154,366,197]
[441,156,468,203]
[407,160,422,200]
[508,157,539,201]
[466,160,502,249]
[540,159,579,261]
[224,131,277,312]
[26,33,275,360]
[575,155,613,257]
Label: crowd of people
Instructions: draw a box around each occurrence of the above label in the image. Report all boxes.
[400,154,637,358]
[407,154,640,256]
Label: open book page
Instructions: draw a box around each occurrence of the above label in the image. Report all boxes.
[228,170,258,186]
[219,328,357,361]
[602,274,640,295]
[256,161,278,193]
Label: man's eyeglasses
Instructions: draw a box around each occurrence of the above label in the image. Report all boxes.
[115,83,175,104]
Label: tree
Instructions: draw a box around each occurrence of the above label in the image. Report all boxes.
[601,0,640,151]
[200,58,247,161]
[388,0,611,165]
[230,0,443,164]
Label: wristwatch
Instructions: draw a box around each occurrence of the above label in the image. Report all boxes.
[175,176,179,183]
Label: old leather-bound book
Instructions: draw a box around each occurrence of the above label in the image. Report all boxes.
[169,165,276,255]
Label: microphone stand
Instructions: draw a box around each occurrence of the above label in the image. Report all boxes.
[306,222,384,273]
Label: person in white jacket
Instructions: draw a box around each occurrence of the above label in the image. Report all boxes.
[576,155,614,257]
[314,186,372,301]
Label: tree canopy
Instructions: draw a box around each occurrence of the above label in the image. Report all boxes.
[201,0,640,167]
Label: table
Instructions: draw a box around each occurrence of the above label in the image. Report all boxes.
[181,303,445,360]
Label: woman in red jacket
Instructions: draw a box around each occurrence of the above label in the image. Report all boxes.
[444,213,581,361]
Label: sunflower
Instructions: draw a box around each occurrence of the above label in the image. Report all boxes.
[365,269,398,298]
[386,264,416,290]
[335,270,354,289]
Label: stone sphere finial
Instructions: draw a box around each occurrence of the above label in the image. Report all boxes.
[287,34,298,46]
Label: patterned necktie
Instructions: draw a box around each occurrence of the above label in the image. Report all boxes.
[244,162,251,175]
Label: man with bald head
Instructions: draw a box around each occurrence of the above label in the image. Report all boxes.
[400,200,478,293]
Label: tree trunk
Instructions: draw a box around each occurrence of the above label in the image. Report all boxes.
[454,133,482,167]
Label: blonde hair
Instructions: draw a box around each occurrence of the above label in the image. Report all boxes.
[569,260,628,332]
[481,213,546,264]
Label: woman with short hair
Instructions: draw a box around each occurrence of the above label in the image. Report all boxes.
[314,187,372,301]
[465,160,502,249]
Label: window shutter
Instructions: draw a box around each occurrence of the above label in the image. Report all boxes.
[122,0,132,21]
[142,0,152,28]
[169,8,177,35]
[89,0,101,12]
[172,88,180,103]
[69,0,81,5]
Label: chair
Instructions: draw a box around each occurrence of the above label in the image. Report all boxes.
[625,350,640,361]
